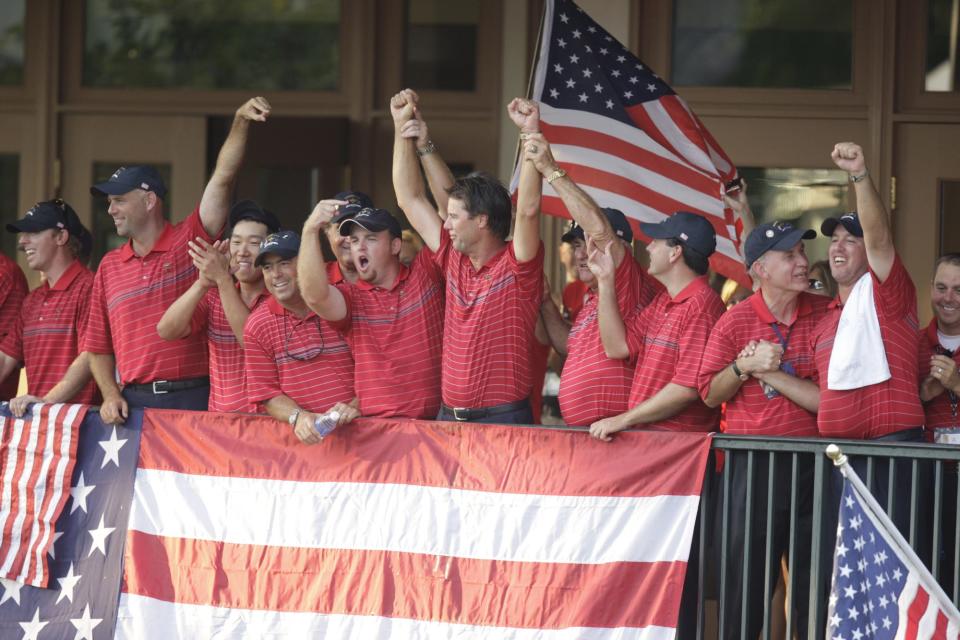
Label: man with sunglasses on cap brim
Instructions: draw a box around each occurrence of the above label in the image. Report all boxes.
[0,243,27,400]
[82,97,270,423]
[156,200,280,413]
[392,90,545,424]
[589,211,726,440]
[299,204,445,419]
[698,220,829,640]
[243,231,357,444]
[0,200,98,414]
[520,133,663,426]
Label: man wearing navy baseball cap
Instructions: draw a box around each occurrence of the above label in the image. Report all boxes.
[1,199,99,414]
[243,231,358,444]
[589,210,725,439]
[82,97,272,422]
[157,200,280,412]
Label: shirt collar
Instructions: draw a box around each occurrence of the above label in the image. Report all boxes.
[48,260,86,291]
[118,221,175,261]
[927,318,942,347]
[668,275,710,305]
[748,289,813,325]
[266,295,315,320]
[355,262,410,292]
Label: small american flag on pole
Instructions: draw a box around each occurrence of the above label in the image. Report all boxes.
[0,403,88,588]
[514,0,747,283]
[827,447,960,639]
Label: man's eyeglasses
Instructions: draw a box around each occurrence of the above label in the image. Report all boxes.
[283,317,326,362]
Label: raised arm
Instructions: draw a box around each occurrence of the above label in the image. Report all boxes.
[831,142,894,282]
[411,108,456,219]
[524,130,623,266]
[392,90,443,251]
[589,239,630,359]
[299,200,348,322]
[199,97,271,237]
[539,284,570,355]
[509,99,543,263]
[723,178,756,255]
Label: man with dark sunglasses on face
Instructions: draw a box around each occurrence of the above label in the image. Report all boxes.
[242,231,358,445]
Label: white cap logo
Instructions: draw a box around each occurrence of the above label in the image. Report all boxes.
[679,232,688,241]
[765,229,775,238]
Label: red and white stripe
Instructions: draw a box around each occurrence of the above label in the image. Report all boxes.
[0,403,87,587]
[895,576,960,640]
[117,410,712,638]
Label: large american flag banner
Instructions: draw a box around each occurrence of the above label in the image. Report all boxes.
[116,410,712,638]
[827,459,960,639]
[515,0,746,282]
[0,405,140,640]
[0,403,89,588]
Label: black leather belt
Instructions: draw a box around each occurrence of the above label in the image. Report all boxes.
[441,399,530,422]
[873,427,924,442]
[124,377,210,395]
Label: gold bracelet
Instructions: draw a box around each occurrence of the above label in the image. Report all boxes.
[546,168,567,184]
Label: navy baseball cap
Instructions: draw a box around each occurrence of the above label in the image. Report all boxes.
[820,212,863,238]
[744,221,816,268]
[338,207,402,238]
[254,230,301,266]
[561,208,634,244]
[90,165,167,199]
[6,199,88,238]
[330,203,365,225]
[229,200,281,234]
[640,211,717,257]
[334,190,374,209]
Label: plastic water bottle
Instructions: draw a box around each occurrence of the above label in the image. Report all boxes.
[313,410,340,438]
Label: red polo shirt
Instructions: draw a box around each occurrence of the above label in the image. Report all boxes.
[191,286,269,413]
[559,255,662,426]
[82,208,215,385]
[243,296,354,414]
[562,279,590,323]
[0,252,27,399]
[327,260,347,285]
[699,291,829,437]
[0,260,98,404]
[812,255,924,439]
[625,276,725,432]
[331,249,444,419]
[433,229,544,409]
[919,319,960,431]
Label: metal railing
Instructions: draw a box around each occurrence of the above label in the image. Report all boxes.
[687,436,960,640]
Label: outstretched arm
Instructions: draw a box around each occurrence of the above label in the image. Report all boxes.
[831,142,894,282]
[589,239,629,359]
[589,384,700,441]
[199,96,271,236]
[299,200,348,322]
[411,108,456,219]
[509,98,543,263]
[392,89,443,251]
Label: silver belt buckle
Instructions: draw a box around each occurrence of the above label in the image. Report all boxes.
[452,407,470,421]
[152,380,169,395]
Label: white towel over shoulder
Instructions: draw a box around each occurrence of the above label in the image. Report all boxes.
[827,271,891,390]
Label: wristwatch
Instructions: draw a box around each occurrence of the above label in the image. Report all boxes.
[731,361,749,381]
[288,409,301,426]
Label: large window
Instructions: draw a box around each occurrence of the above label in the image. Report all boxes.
[927,0,960,91]
[404,0,479,91]
[671,0,852,89]
[83,0,340,91]
[0,0,25,86]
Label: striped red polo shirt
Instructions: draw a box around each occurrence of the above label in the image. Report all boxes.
[698,291,829,437]
[327,260,347,285]
[559,255,662,426]
[812,254,924,439]
[331,249,444,419]
[191,286,268,413]
[625,276,725,432]
[243,296,354,414]
[919,319,960,431]
[433,229,544,409]
[0,252,27,399]
[82,208,214,385]
[0,260,98,403]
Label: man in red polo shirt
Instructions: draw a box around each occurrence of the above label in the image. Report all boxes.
[589,211,726,440]
[82,97,270,423]
[0,249,28,399]
[299,204,444,419]
[243,231,357,444]
[324,190,371,286]
[698,220,829,640]
[520,132,662,426]
[920,253,960,439]
[0,200,97,412]
[392,89,544,424]
[156,200,280,412]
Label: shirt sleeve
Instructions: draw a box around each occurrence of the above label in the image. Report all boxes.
[179,204,220,244]
[506,240,545,299]
[874,253,916,321]
[243,316,283,405]
[0,306,25,363]
[433,228,453,271]
[0,264,27,340]
[81,264,114,354]
[74,277,94,355]
[624,304,651,359]
[327,284,355,334]
[698,313,739,400]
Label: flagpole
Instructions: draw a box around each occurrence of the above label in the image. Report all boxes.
[513,1,549,175]
[825,444,960,616]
